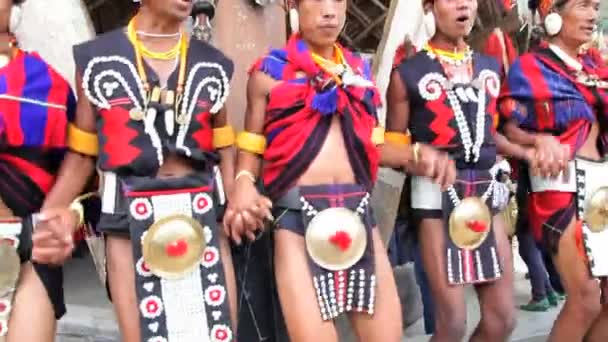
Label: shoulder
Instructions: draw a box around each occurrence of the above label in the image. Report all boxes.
[398,50,430,70]
[474,52,501,72]
[74,28,125,55]
[188,38,235,77]
[72,29,128,71]
[249,47,289,81]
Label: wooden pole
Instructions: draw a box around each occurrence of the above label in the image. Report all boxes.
[213,1,286,130]
[369,0,429,246]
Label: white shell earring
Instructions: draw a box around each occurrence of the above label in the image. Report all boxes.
[9,5,22,34]
[424,11,436,38]
[289,8,300,33]
[544,12,563,36]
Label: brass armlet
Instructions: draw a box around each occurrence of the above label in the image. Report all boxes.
[371,127,385,145]
[67,124,98,157]
[236,131,266,155]
[385,131,411,145]
[70,192,97,226]
[213,125,236,149]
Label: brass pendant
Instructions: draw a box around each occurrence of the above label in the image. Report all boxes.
[305,208,367,271]
[175,113,188,125]
[448,197,492,250]
[142,214,206,279]
[129,108,144,121]
[0,241,20,297]
[585,187,608,233]
[164,91,176,136]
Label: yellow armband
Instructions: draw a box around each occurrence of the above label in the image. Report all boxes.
[67,124,99,156]
[236,131,267,155]
[371,127,385,145]
[213,125,236,149]
[384,131,411,145]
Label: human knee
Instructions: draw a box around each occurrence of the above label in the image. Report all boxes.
[567,282,602,322]
[480,306,517,339]
[436,309,466,340]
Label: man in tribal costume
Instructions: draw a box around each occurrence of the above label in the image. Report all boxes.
[385,0,543,340]
[35,0,239,341]
[223,0,453,340]
[499,0,608,340]
[0,0,84,341]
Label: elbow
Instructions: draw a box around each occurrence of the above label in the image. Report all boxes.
[64,151,96,173]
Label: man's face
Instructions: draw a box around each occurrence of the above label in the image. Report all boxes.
[430,0,478,41]
[297,0,347,49]
[145,0,193,22]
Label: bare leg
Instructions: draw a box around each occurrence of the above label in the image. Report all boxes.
[106,235,140,342]
[419,218,467,342]
[6,263,55,342]
[349,229,403,342]
[274,229,339,342]
[548,219,601,342]
[470,216,516,342]
[585,280,608,342]
[107,229,239,342]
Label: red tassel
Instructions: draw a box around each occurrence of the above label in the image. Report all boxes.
[466,220,487,233]
[166,239,189,257]
[329,230,352,252]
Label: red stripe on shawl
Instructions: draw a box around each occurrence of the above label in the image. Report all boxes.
[0,154,54,193]
[520,55,555,130]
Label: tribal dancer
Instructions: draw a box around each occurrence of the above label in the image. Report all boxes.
[34,1,238,341]
[385,0,537,340]
[0,0,81,341]
[499,0,608,340]
[223,0,441,340]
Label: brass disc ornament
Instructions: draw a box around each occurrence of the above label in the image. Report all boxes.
[142,215,206,279]
[585,187,608,233]
[305,208,367,271]
[449,197,492,250]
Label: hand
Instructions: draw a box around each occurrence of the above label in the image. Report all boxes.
[530,135,570,178]
[31,208,79,265]
[223,177,273,245]
[408,143,457,190]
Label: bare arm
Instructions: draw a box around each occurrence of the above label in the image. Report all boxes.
[494,131,533,162]
[501,116,569,177]
[502,119,538,147]
[212,106,236,197]
[41,73,96,211]
[235,71,271,178]
[223,71,274,244]
[384,69,456,188]
[380,70,414,169]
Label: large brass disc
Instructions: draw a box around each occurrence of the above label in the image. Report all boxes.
[0,241,20,297]
[142,215,206,279]
[305,208,367,271]
[449,197,492,250]
[585,187,608,233]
